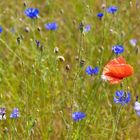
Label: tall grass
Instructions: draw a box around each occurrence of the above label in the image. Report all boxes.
[0,0,140,139]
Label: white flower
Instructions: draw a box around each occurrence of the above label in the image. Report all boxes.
[101,75,108,81]
[134,101,140,116]
[129,39,137,47]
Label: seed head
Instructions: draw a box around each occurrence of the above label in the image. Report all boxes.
[66,64,70,71]
[54,47,59,54]
[57,56,65,62]
[24,27,30,33]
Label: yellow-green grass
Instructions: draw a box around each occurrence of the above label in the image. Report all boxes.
[0,0,140,139]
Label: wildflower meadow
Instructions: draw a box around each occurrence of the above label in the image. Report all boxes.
[0,0,140,140]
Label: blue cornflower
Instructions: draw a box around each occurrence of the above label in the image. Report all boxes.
[45,22,58,30]
[107,6,118,14]
[83,25,91,33]
[112,45,124,55]
[114,90,131,105]
[0,26,3,33]
[86,66,99,75]
[24,8,39,19]
[72,112,86,121]
[0,108,6,120]
[10,108,20,119]
[97,13,104,20]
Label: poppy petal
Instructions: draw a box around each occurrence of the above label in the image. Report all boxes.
[104,64,133,78]
[103,75,122,84]
[102,56,133,84]
[106,56,126,66]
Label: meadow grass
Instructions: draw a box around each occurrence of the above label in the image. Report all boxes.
[0,0,140,139]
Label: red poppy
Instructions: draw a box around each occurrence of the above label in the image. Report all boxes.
[102,56,134,84]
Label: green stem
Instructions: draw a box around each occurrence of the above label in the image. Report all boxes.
[112,105,123,140]
[0,38,21,61]
[78,32,83,61]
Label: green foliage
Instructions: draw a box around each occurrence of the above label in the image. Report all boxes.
[0,0,140,139]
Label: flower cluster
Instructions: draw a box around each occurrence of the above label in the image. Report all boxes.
[0,108,19,120]
[45,22,58,31]
[112,45,124,55]
[10,108,20,119]
[134,101,140,116]
[86,66,99,75]
[72,112,86,121]
[0,108,6,120]
[83,25,91,33]
[24,8,39,19]
[129,39,137,47]
[134,96,140,116]
[97,13,104,20]
[114,90,131,105]
[0,2,138,131]
[107,6,118,14]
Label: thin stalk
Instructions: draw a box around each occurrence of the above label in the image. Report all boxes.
[0,38,21,61]
[68,31,84,139]
[112,105,123,140]
[71,31,83,110]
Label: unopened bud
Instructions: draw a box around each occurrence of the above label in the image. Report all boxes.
[60,9,64,14]
[75,56,79,61]
[80,59,85,67]
[17,37,21,44]
[101,4,106,9]
[3,127,8,133]
[24,27,30,33]
[54,47,59,54]
[23,1,27,7]
[57,56,65,62]
[135,46,139,54]
[66,64,70,71]
[37,27,41,32]
[40,45,44,52]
